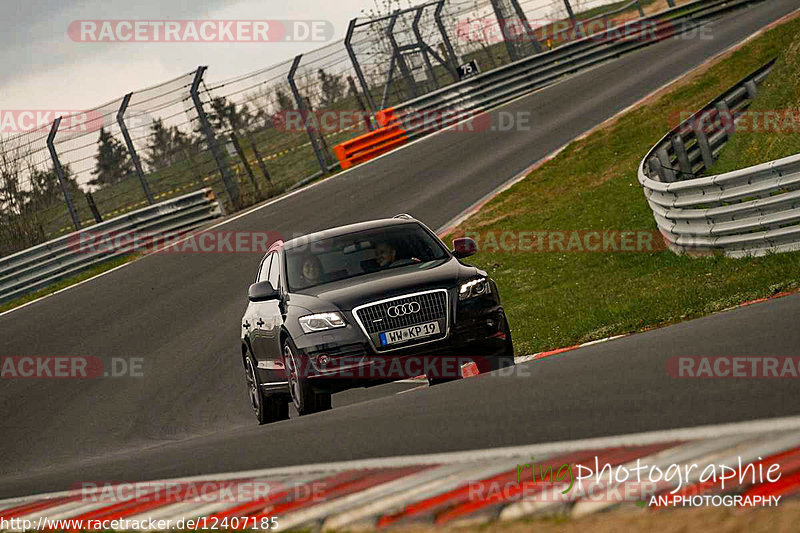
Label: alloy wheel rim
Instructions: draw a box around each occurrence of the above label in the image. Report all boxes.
[245,358,260,415]
[284,344,302,411]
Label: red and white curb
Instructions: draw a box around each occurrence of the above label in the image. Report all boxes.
[2,417,799,531]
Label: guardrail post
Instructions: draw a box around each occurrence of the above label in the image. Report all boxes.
[656,147,677,182]
[344,19,376,113]
[647,156,664,181]
[666,0,676,7]
[636,1,645,17]
[190,66,242,210]
[434,1,459,74]
[671,134,693,177]
[288,54,330,175]
[46,117,82,231]
[692,122,715,170]
[117,92,155,205]
[715,101,732,142]
[744,80,759,100]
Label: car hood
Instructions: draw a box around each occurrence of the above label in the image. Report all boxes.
[288,257,478,312]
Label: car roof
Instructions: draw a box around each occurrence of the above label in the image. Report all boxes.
[283,217,421,250]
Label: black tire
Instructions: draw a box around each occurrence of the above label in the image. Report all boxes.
[426,357,464,387]
[427,376,460,386]
[283,337,331,415]
[473,317,516,374]
[244,355,289,425]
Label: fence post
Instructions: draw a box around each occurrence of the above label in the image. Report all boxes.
[434,1,459,74]
[117,92,155,205]
[85,192,103,223]
[288,54,330,175]
[229,132,262,200]
[490,0,521,62]
[246,133,272,185]
[509,0,542,54]
[46,117,82,231]
[347,76,373,131]
[387,11,419,101]
[412,7,439,90]
[563,0,581,37]
[190,66,242,210]
[344,19,377,113]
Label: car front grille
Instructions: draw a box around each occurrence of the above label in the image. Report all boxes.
[356,290,447,334]
[353,289,450,352]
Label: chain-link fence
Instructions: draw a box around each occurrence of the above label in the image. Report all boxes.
[0,0,671,259]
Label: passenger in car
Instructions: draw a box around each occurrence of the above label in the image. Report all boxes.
[299,255,323,286]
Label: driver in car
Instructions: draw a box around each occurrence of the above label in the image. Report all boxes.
[374,241,397,268]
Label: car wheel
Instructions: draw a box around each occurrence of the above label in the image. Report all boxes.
[244,355,289,425]
[473,317,516,374]
[283,338,332,415]
[427,376,460,386]
[426,357,464,386]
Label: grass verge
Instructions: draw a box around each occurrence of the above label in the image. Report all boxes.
[711,23,800,172]
[446,13,800,356]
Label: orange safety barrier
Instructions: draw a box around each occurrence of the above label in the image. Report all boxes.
[333,108,408,169]
[374,107,400,127]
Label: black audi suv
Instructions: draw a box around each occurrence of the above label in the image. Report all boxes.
[240,215,514,424]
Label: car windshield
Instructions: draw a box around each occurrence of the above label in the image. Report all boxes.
[285,223,449,290]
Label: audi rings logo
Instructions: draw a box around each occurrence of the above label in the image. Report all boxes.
[387,302,421,317]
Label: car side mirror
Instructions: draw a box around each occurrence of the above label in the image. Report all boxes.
[248,281,279,302]
[452,237,478,259]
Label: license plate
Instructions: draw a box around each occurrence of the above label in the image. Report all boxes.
[379,321,440,346]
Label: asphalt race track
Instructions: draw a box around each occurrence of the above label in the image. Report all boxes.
[1,0,798,499]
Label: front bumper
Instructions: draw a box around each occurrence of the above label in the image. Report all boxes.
[293,291,507,390]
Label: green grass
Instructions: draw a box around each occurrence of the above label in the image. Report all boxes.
[445,14,800,356]
[711,28,800,173]
[0,254,137,314]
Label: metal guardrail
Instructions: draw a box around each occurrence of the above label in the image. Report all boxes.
[382,0,767,141]
[637,58,800,257]
[0,189,224,304]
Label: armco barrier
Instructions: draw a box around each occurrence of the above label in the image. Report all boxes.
[0,189,224,304]
[333,113,409,169]
[378,0,767,145]
[638,58,800,257]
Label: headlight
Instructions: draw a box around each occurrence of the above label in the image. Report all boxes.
[459,277,490,300]
[299,312,346,333]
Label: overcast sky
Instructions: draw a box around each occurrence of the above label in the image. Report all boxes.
[0,0,413,111]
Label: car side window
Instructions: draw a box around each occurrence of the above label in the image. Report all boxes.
[268,252,281,290]
[258,253,273,282]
